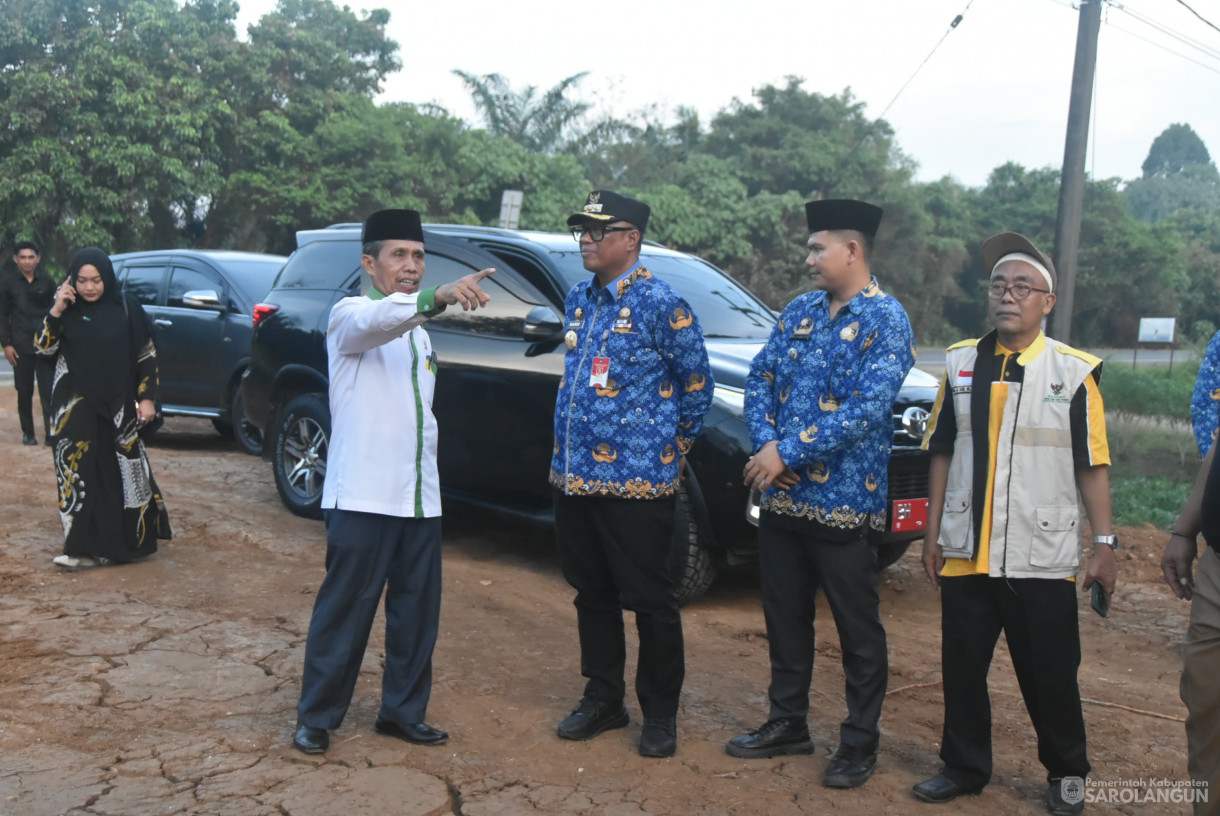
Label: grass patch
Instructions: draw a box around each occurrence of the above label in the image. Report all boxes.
[1105,412,1195,528]
[1098,361,1199,421]
[1109,474,1191,529]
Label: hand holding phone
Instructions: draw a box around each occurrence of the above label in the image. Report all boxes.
[1090,581,1109,618]
[50,282,76,317]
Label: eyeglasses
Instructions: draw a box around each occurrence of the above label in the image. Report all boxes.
[987,281,1050,301]
[571,225,635,243]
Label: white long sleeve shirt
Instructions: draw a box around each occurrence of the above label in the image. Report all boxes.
[320,289,442,518]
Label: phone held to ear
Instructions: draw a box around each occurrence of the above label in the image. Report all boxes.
[1090,581,1109,618]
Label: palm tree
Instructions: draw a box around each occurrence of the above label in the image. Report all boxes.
[452,70,592,153]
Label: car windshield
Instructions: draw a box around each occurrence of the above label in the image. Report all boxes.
[549,251,775,339]
[225,258,286,302]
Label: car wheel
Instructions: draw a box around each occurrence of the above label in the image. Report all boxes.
[877,540,912,570]
[230,386,263,455]
[273,393,330,519]
[673,483,717,606]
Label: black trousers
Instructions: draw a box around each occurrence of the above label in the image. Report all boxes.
[297,509,442,730]
[553,492,684,719]
[939,575,1091,789]
[758,512,887,751]
[13,351,53,438]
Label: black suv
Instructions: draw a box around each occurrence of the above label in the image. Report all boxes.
[113,250,287,452]
[242,225,936,602]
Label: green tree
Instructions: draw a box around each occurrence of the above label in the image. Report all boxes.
[1141,123,1213,177]
[452,70,594,154]
[1126,124,1220,224]
[202,0,401,250]
[0,0,242,265]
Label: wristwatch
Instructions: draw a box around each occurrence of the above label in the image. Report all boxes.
[1093,534,1119,550]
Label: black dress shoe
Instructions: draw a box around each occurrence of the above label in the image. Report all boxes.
[724,717,813,759]
[912,773,984,803]
[1047,779,1085,815]
[556,696,629,741]
[639,718,677,758]
[374,717,449,746]
[293,723,329,754]
[822,743,877,788]
[22,434,37,446]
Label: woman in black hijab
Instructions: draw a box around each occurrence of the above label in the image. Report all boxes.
[35,248,171,568]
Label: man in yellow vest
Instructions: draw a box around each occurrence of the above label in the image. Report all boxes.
[914,232,1118,815]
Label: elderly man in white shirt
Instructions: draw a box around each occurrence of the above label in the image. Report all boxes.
[293,209,493,755]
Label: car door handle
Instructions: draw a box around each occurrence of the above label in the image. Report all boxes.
[154,318,173,327]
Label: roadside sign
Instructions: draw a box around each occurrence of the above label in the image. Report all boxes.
[1137,317,1175,343]
[499,190,523,230]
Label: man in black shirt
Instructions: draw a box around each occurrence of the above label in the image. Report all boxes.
[1,241,56,445]
[1162,444,1220,814]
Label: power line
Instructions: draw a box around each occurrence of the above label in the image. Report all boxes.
[1174,0,1220,35]
[1108,1,1220,61]
[1104,18,1220,75]
[876,0,977,120]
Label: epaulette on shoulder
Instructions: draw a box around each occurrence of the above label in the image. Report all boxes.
[946,339,979,352]
[1055,344,1102,368]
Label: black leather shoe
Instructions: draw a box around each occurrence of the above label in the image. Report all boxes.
[374,717,449,746]
[1047,779,1085,815]
[912,773,984,803]
[22,434,37,446]
[822,743,878,788]
[292,723,329,754]
[556,696,629,741]
[639,718,677,758]
[725,717,813,758]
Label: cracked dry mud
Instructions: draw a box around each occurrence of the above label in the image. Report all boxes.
[0,414,1194,815]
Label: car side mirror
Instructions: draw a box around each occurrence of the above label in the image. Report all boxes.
[182,289,225,311]
[523,305,563,342]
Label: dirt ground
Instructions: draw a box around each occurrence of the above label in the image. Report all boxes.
[0,409,1200,816]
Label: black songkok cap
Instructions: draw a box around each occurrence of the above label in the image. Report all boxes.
[567,191,650,235]
[362,209,424,245]
[804,199,883,237]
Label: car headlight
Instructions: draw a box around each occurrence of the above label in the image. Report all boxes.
[713,385,745,418]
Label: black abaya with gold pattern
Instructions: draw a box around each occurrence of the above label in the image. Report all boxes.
[34,249,171,562]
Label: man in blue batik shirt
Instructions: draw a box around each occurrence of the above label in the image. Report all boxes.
[549,190,712,759]
[1192,330,1220,458]
[726,199,915,790]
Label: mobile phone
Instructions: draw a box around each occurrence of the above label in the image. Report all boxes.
[1090,581,1109,618]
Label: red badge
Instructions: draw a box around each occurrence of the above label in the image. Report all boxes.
[590,357,610,388]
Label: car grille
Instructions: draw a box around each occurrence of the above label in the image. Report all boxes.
[888,467,929,500]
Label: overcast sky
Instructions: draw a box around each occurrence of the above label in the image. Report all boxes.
[234,0,1220,188]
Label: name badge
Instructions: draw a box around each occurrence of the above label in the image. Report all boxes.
[590,357,610,388]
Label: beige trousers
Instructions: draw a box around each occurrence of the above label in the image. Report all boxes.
[1183,547,1220,816]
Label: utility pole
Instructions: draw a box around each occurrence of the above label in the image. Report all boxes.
[1050,0,1103,343]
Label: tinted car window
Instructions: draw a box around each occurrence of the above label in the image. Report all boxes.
[549,250,774,339]
[222,259,284,303]
[426,255,540,338]
[123,266,167,307]
[168,266,221,308]
[278,240,361,289]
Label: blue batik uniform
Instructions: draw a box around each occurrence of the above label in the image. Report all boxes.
[550,262,713,498]
[743,273,915,754]
[745,277,915,531]
[1192,330,1220,458]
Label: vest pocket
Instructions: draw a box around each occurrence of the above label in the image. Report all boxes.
[1029,504,1080,568]
[939,488,975,559]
